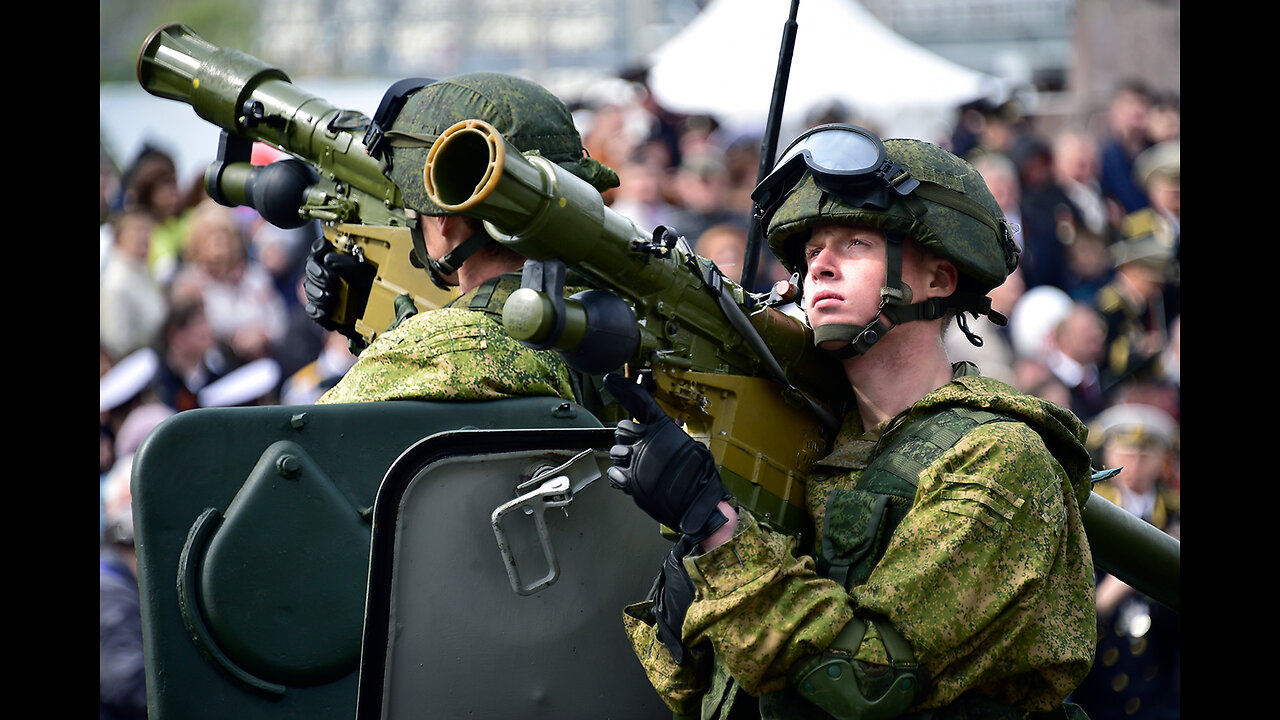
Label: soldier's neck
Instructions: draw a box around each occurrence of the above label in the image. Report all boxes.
[457,255,527,295]
[842,325,953,428]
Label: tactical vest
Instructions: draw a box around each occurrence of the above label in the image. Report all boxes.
[736,405,1088,720]
[816,405,1015,593]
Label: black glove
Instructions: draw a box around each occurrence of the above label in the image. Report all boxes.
[303,237,376,343]
[603,373,729,542]
[650,533,699,665]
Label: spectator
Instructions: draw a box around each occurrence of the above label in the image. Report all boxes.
[965,99,1026,163]
[1052,127,1111,240]
[1133,140,1180,322]
[100,208,167,361]
[722,133,763,216]
[1158,314,1180,398]
[1009,134,1072,291]
[249,217,318,313]
[100,420,154,720]
[101,144,123,270]
[615,63,686,171]
[1055,199,1116,304]
[668,151,748,246]
[118,145,189,287]
[1097,79,1155,214]
[1009,284,1074,363]
[1093,209,1176,391]
[948,153,1027,383]
[693,223,749,284]
[971,152,1024,252]
[1044,304,1110,423]
[272,274,329,384]
[1072,403,1180,720]
[803,97,860,129]
[674,113,721,164]
[151,298,219,413]
[170,199,290,365]
[1014,358,1075,410]
[608,147,680,233]
[100,347,162,442]
[1146,91,1180,145]
[1134,141,1179,236]
[581,96,637,207]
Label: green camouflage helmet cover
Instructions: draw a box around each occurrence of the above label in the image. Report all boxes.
[383,72,620,216]
[766,138,1020,293]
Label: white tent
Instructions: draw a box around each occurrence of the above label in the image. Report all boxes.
[645,0,1010,145]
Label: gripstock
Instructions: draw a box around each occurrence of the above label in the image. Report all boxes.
[136,23,454,341]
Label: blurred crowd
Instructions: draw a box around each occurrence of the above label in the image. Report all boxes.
[100,72,1179,720]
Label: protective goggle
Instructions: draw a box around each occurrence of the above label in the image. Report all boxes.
[751,123,921,228]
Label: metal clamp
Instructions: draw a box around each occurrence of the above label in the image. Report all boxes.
[490,449,600,595]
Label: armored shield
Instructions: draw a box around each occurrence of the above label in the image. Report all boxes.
[131,397,671,719]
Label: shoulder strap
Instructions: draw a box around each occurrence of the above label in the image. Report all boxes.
[457,274,522,316]
[860,406,1014,499]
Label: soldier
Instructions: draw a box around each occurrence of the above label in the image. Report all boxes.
[604,124,1098,719]
[305,72,621,406]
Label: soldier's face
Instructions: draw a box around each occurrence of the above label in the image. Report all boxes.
[801,224,891,330]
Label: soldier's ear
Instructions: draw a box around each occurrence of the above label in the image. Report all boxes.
[926,257,958,299]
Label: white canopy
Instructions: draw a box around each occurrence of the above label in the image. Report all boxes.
[645,0,1010,144]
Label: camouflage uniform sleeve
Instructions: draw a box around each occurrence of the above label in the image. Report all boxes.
[317,307,576,404]
[680,511,857,696]
[850,421,1096,710]
[621,599,713,716]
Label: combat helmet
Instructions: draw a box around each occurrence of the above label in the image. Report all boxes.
[365,72,620,287]
[752,123,1019,357]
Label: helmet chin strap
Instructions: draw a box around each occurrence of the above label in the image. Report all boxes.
[408,209,492,290]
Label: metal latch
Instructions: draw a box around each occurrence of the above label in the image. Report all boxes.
[490,448,601,595]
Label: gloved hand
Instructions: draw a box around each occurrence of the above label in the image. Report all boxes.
[650,533,699,665]
[303,237,376,343]
[603,373,729,542]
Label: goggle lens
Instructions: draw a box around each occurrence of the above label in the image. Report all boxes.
[776,125,884,175]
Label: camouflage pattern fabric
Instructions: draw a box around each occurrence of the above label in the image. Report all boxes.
[625,366,1097,716]
[317,276,576,404]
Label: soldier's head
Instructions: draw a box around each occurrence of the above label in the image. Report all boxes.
[753,124,1019,358]
[371,72,619,287]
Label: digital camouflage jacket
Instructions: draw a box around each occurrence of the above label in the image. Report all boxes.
[317,274,576,404]
[625,367,1097,718]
